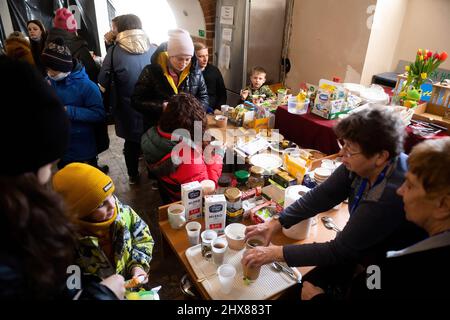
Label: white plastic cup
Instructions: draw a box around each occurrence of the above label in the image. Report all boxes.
[217,264,236,294]
[185,221,201,246]
[167,204,186,229]
[211,237,228,265]
[201,229,218,258]
[221,104,230,114]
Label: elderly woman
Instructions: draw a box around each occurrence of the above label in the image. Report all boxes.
[243,106,426,298]
[132,28,209,132]
[304,137,450,300]
[141,93,223,204]
[98,14,157,184]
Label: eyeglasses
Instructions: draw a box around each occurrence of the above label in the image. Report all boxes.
[337,139,362,158]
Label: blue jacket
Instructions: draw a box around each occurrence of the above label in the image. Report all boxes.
[48,60,105,162]
[98,30,156,142]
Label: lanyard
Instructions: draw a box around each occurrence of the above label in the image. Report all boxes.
[350,164,390,215]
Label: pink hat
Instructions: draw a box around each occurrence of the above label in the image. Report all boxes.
[53,8,77,33]
[167,29,194,57]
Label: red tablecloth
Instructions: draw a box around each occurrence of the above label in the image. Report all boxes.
[274,105,449,155]
[274,106,339,155]
[404,125,449,153]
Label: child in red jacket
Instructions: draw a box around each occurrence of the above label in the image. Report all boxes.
[141,93,223,203]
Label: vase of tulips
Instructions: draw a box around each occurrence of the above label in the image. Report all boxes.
[397,49,448,108]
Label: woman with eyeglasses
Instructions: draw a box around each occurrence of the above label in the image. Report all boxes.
[243,106,427,299]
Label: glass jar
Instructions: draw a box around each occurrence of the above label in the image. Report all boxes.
[224,187,243,224]
[247,166,265,189]
[217,175,231,194]
[234,170,250,189]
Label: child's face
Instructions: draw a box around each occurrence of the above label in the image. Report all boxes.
[87,195,116,222]
[250,72,266,89]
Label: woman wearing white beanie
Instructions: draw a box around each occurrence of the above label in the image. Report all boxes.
[131,28,209,132]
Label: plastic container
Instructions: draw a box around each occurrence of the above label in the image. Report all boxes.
[287,97,310,115]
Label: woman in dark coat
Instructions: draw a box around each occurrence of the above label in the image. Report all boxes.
[98,14,157,184]
[131,28,209,132]
[27,19,47,75]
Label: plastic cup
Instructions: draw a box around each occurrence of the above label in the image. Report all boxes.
[217,264,236,294]
[242,237,264,280]
[167,204,186,229]
[211,237,228,265]
[201,230,218,258]
[185,221,201,246]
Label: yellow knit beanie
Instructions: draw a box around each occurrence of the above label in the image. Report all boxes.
[52,163,115,219]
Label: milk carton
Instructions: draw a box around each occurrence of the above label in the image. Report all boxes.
[181,181,202,221]
[204,194,227,234]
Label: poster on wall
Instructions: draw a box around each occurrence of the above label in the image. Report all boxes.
[222,28,232,42]
[220,6,234,25]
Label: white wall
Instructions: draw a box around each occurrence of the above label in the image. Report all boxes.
[94,0,111,57]
[0,0,14,37]
[360,0,408,85]
[285,0,376,89]
[167,0,206,38]
[393,0,450,70]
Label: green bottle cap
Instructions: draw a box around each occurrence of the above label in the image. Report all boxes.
[234,170,250,183]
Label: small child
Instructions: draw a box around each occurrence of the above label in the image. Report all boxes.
[240,66,276,103]
[52,163,154,286]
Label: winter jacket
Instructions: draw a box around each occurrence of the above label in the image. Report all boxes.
[203,63,227,110]
[30,34,47,76]
[241,84,275,102]
[141,126,223,203]
[46,28,99,82]
[47,60,105,163]
[131,42,209,131]
[98,29,156,143]
[76,196,154,280]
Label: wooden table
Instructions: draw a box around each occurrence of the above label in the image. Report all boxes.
[158,202,349,300]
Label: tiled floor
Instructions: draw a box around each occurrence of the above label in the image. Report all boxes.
[98,125,194,300]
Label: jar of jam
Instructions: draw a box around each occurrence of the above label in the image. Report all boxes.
[234,170,250,188]
[247,166,265,189]
[224,187,243,224]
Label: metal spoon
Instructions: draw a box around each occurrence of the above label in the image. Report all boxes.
[321,216,342,233]
[271,262,297,280]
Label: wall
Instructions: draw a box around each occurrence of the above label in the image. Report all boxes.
[167,0,206,39]
[285,0,376,89]
[393,0,450,70]
[360,0,408,85]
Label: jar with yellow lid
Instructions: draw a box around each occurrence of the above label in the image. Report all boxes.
[224,187,243,224]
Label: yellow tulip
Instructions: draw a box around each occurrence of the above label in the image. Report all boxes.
[419,55,424,61]
[405,66,410,71]
[421,72,427,79]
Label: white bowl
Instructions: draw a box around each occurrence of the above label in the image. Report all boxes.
[224,223,246,250]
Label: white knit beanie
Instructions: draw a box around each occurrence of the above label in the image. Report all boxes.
[167,29,194,57]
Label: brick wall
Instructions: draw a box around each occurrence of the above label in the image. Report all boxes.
[197,0,217,62]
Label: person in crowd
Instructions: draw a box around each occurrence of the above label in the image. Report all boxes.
[98,14,157,185]
[53,163,154,284]
[47,7,99,82]
[132,28,209,132]
[141,93,223,203]
[242,107,426,299]
[5,31,35,65]
[0,56,124,300]
[103,16,120,50]
[194,42,227,112]
[27,19,47,75]
[240,66,275,103]
[303,138,450,300]
[41,38,105,169]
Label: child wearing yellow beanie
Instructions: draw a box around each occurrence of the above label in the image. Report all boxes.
[53,163,154,285]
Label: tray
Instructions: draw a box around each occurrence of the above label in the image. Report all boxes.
[185,236,301,300]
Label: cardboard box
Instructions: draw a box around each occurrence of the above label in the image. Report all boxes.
[181,181,202,220]
[204,194,226,234]
[411,82,450,132]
